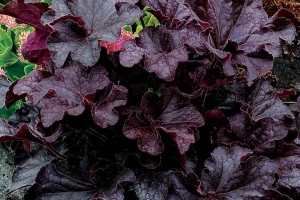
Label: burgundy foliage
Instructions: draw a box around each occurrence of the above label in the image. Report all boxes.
[1,0,300,199]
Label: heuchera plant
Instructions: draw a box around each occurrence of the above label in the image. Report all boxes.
[1,0,300,199]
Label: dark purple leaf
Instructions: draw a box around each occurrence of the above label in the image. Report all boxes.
[166,172,200,200]
[25,162,135,200]
[44,0,141,67]
[35,61,110,127]
[134,172,169,200]
[120,25,188,81]
[13,70,52,104]
[0,116,63,145]
[141,0,201,27]
[0,75,10,108]
[40,92,85,127]
[0,0,53,65]
[269,142,300,172]
[123,91,204,155]
[187,0,296,85]
[218,113,288,152]
[123,111,164,156]
[201,146,277,199]
[260,190,291,200]
[247,79,294,121]
[277,168,300,192]
[8,148,55,193]
[92,84,128,128]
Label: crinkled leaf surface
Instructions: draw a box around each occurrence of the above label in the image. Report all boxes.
[134,172,169,200]
[44,0,141,67]
[36,61,110,127]
[246,79,294,121]
[25,162,135,200]
[123,92,204,155]
[186,0,296,85]
[120,25,188,81]
[201,146,277,199]
[13,70,52,104]
[141,0,200,27]
[9,148,55,192]
[0,0,52,65]
[166,172,200,200]
[218,113,288,152]
[277,168,300,192]
[92,84,128,128]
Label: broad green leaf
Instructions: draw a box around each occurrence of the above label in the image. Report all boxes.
[24,64,35,76]
[0,28,18,67]
[4,61,25,81]
[0,100,22,120]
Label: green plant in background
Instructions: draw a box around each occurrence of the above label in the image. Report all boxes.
[123,6,160,36]
[0,15,35,120]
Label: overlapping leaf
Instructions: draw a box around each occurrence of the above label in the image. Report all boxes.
[43,0,141,67]
[92,84,128,128]
[25,161,135,200]
[123,91,204,155]
[33,61,110,127]
[9,147,56,193]
[0,0,53,65]
[185,0,296,85]
[218,113,288,152]
[246,79,294,121]
[200,146,277,199]
[141,0,201,27]
[120,25,188,81]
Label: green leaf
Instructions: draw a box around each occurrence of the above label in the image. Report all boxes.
[146,14,160,27]
[24,64,35,76]
[123,25,132,32]
[4,61,25,81]
[134,25,143,37]
[0,100,22,120]
[0,28,18,67]
[41,0,52,3]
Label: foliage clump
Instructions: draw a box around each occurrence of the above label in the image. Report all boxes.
[0,0,300,199]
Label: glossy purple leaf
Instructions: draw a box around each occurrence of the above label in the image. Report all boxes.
[92,84,128,128]
[25,162,135,200]
[120,25,188,81]
[201,146,277,199]
[44,0,141,67]
[36,61,110,127]
[247,79,294,121]
[141,0,200,27]
[9,148,55,193]
[40,92,85,127]
[0,116,63,145]
[166,172,200,200]
[13,70,52,104]
[123,92,204,155]
[0,0,53,65]
[187,0,296,85]
[277,168,300,192]
[270,142,300,172]
[218,113,288,152]
[123,111,164,156]
[134,172,169,200]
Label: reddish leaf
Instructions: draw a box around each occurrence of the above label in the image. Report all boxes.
[201,146,277,199]
[44,0,141,67]
[120,25,188,81]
